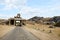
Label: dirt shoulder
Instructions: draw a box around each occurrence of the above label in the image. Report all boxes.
[0,25,15,38]
[23,26,60,40]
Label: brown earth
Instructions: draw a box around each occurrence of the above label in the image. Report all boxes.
[0,25,15,38]
[0,23,60,40]
[25,23,60,40]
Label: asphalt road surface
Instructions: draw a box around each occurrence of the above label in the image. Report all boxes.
[0,27,39,40]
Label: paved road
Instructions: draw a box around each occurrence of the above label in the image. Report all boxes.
[0,27,39,40]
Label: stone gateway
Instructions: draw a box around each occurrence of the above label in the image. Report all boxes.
[8,14,25,26]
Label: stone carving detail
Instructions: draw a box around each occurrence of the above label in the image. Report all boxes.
[14,14,21,18]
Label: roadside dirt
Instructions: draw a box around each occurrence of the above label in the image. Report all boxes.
[23,26,60,40]
[0,25,15,38]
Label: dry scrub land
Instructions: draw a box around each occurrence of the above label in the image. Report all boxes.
[0,25,15,38]
[25,23,60,40]
[0,23,60,40]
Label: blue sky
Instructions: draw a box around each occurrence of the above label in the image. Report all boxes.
[0,0,60,19]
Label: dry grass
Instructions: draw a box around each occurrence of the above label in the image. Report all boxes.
[0,25,15,37]
[53,28,60,36]
[26,23,60,38]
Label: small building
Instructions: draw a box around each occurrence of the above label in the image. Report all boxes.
[8,14,26,26]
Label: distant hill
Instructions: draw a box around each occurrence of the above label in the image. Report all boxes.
[28,16,60,26]
[29,16,43,21]
[52,16,60,22]
[28,16,43,23]
[52,16,60,27]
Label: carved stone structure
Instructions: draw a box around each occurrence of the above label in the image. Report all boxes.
[8,14,25,26]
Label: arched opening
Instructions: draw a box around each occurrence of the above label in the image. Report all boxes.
[10,20,14,25]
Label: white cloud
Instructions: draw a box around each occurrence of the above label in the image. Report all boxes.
[0,13,16,19]
[0,0,60,14]
[0,0,60,19]
[0,0,27,10]
[19,4,60,19]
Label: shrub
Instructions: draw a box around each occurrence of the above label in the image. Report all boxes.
[58,34,60,37]
[54,21,60,27]
[49,25,54,28]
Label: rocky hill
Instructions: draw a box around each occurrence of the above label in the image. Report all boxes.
[28,16,43,23]
[28,16,60,27]
[52,16,60,27]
